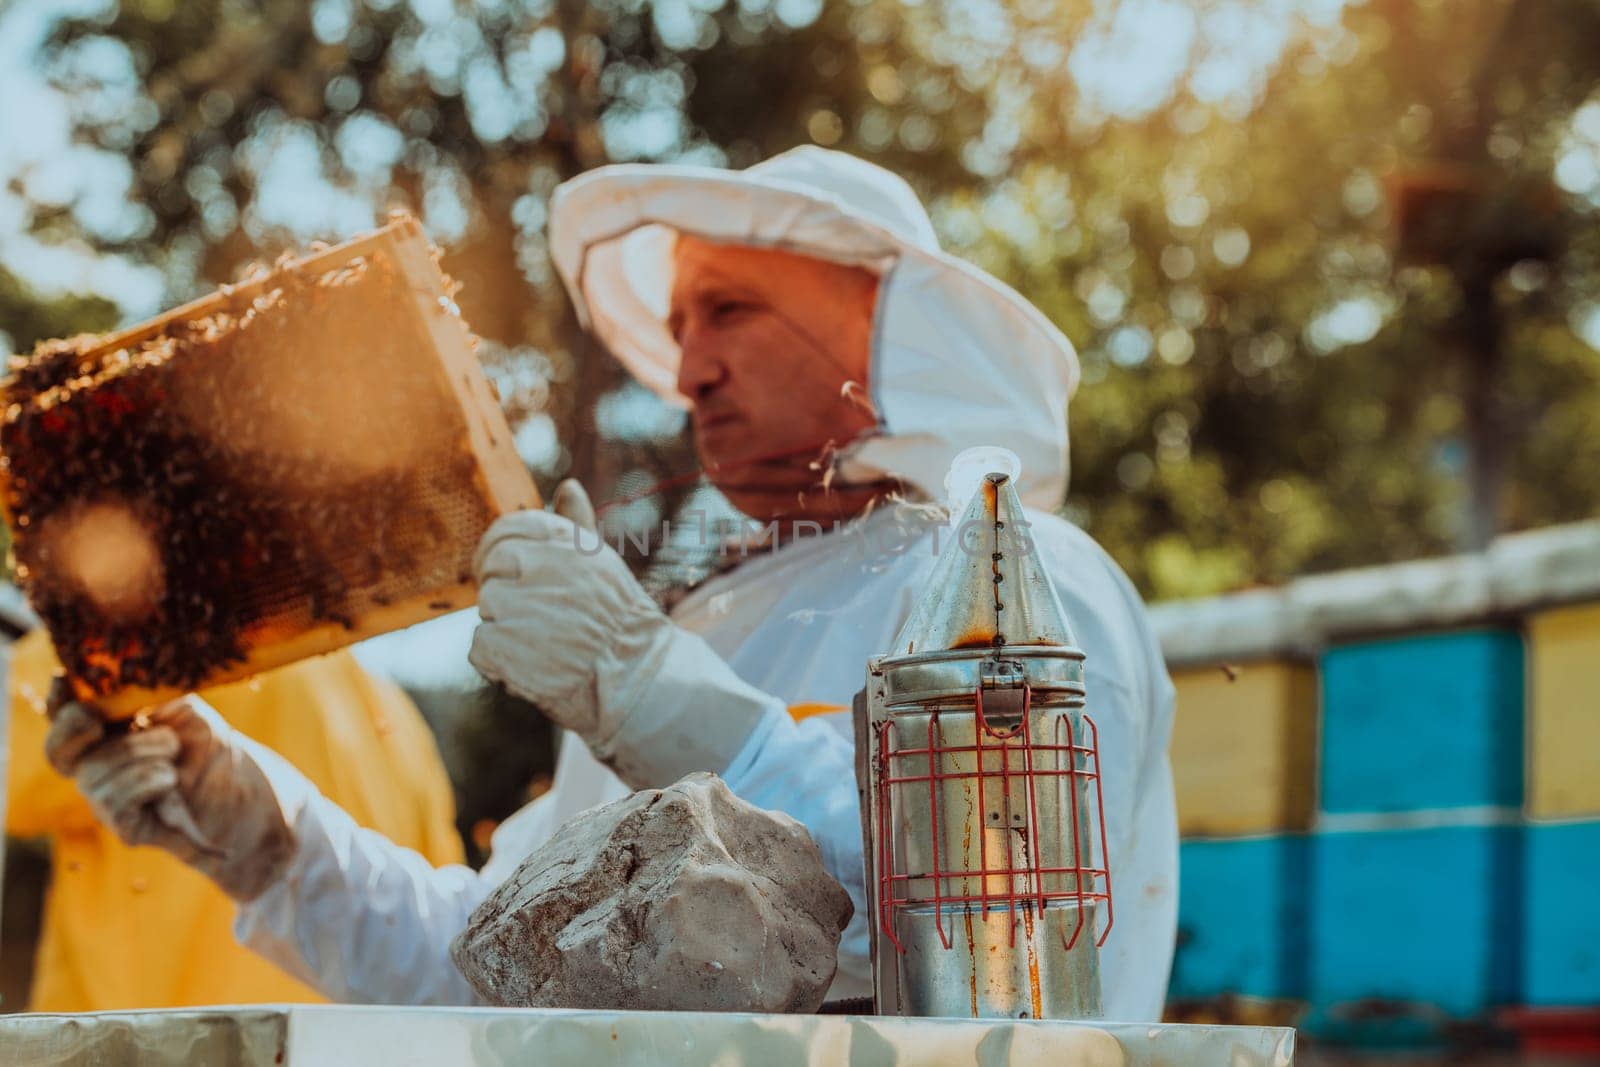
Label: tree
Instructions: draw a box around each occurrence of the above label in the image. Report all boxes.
[17,0,1600,600]
[0,268,118,357]
[29,0,986,563]
[929,0,1600,591]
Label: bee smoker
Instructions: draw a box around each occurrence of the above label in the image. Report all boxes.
[857,469,1112,1019]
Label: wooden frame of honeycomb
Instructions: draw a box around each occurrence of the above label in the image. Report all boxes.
[1,215,540,716]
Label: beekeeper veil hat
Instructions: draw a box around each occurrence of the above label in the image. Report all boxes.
[547,147,1081,510]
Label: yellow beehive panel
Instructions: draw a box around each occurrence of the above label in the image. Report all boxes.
[1527,601,1600,819]
[1169,660,1317,837]
[0,217,539,715]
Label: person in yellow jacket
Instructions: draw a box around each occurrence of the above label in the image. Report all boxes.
[5,628,465,1011]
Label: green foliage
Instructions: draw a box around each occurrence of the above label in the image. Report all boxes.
[0,269,119,354]
[15,0,1600,601]
[935,0,1600,593]
[410,683,556,869]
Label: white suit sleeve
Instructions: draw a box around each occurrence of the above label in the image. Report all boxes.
[234,789,492,1006]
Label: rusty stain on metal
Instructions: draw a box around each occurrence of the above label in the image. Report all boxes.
[949,628,998,650]
[987,478,1006,649]
[964,909,979,1017]
[1022,907,1043,1019]
[961,780,974,875]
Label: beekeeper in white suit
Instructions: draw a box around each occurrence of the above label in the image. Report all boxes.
[45,148,1178,1018]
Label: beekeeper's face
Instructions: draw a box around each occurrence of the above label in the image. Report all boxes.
[669,234,890,523]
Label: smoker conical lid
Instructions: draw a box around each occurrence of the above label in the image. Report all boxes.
[890,471,1078,656]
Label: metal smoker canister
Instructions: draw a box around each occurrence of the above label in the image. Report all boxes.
[859,470,1112,1020]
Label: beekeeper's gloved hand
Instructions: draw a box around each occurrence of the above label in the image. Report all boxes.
[470,479,781,788]
[45,685,302,902]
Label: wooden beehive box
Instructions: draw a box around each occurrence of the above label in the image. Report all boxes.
[0,215,540,715]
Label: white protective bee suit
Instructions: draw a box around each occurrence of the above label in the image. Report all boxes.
[227,147,1178,1018]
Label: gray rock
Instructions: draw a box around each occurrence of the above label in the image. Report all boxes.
[450,772,854,1013]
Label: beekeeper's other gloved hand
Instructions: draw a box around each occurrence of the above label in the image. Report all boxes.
[470,479,782,789]
[45,685,302,902]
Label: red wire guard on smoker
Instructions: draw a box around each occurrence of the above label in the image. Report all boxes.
[875,683,1113,953]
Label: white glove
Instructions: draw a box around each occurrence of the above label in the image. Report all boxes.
[469,479,782,789]
[45,685,301,902]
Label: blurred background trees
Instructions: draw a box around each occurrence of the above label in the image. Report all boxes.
[4,0,1600,604]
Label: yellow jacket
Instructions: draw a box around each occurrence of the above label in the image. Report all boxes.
[5,630,465,1011]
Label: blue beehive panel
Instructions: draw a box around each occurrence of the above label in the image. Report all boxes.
[1523,821,1600,1006]
[1309,826,1520,1019]
[1320,629,1524,814]
[1171,836,1309,1001]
